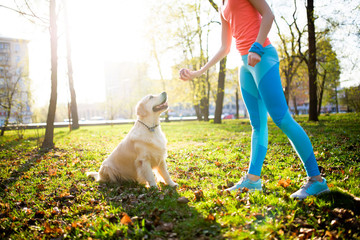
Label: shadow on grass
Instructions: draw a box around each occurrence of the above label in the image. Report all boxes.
[0,149,48,195]
[319,189,360,215]
[0,130,73,193]
[96,181,223,239]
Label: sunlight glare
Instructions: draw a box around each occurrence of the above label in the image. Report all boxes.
[66,0,150,104]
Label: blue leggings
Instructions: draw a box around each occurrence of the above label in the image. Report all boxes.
[240,44,320,177]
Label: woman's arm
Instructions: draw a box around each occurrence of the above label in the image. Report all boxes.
[179,11,232,81]
[247,0,274,67]
[249,0,274,45]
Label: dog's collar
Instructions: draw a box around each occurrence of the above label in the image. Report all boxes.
[137,120,159,132]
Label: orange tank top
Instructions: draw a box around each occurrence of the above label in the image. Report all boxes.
[221,0,271,55]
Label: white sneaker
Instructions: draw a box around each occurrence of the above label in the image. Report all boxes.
[290,177,330,200]
[225,175,262,192]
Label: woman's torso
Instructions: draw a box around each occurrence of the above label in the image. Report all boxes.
[221,0,271,55]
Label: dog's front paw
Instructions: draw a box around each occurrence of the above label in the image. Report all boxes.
[148,183,159,189]
[169,182,178,188]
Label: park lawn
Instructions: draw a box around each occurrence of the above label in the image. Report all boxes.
[0,113,359,239]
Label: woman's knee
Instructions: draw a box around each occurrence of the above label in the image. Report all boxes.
[270,111,294,130]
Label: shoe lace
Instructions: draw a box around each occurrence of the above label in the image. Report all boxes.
[235,177,244,185]
[300,177,317,190]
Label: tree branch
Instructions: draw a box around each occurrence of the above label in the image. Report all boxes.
[207,0,218,12]
[0,2,47,24]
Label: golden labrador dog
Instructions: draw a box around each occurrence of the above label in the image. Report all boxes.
[86,92,177,188]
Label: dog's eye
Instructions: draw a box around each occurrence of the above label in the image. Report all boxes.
[149,96,154,100]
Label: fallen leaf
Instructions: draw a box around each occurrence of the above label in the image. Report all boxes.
[325,230,337,240]
[53,152,63,158]
[120,213,133,225]
[23,207,32,215]
[278,178,291,188]
[34,210,45,219]
[107,213,118,223]
[193,190,204,201]
[63,195,75,200]
[48,168,57,176]
[241,187,249,193]
[43,222,63,235]
[156,222,174,231]
[253,213,265,220]
[330,219,339,227]
[37,184,45,191]
[71,221,83,229]
[205,213,216,222]
[177,197,190,204]
[89,199,99,205]
[52,207,60,215]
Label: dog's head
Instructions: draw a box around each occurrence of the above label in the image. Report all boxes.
[136,92,168,117]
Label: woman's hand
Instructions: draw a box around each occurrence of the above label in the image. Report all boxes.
[179,68,202,81]
[247,52,261,67]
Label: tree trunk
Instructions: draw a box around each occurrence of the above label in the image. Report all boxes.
[292,96,299,115]
[205,70,211,121]
[0,107,11,136]
[194,104,202,121]
[235,87,239,119]
[201,71,210,122]
[214,57,227,123]
[64,0,79,130]
[306,0,318,121]
[334,84,339,113]
[201,96,209,121]
[42,0,58,149]
[345,89,350,112]
[317,72,326,116]
[284,82,290,105]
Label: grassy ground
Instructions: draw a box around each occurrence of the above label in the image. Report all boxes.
[0,113,359,239]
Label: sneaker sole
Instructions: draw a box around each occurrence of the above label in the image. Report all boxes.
[314,188,330,196]
[225,187,262,192]
[291,188,331,200]
[248,188,262,192]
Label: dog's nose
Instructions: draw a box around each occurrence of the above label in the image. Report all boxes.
[161,92,167,98]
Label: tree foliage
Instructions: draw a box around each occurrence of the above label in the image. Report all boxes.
[276,0,343,116]
[275,1,306,105]
[316,35,341,115]
[148,0,221,121]
[340,85,360,113]
[0,67,28,136]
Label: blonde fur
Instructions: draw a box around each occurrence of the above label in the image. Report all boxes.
[86,93,177,188]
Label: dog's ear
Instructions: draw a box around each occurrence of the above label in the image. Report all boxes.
[136,101,147,117]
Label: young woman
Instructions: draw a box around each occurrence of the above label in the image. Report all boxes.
[179,0,329,199]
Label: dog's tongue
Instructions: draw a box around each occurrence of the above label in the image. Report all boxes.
[153,101,168,112]
[159,102,168,107]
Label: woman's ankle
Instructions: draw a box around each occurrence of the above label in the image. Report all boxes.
[311,175,323,182]
[247,173,260,182]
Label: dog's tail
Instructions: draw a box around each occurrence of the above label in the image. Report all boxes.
[86,172,100,181]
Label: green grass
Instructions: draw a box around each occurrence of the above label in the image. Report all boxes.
[0,113,359,239]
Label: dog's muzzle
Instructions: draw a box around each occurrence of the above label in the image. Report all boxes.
[152,92,168,112]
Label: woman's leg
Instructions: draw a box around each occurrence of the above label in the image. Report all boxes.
[226,65,266,192]
[254,46,320,177]
[253,46,329,199]
[240,66,268,177]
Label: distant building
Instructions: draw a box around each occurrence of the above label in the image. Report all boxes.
[104,62,150,119]
[77,102,106,121]
[288,90,347,115]
[0,36,31,126]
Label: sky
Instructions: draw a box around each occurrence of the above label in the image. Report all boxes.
[0,0,359,108]
[1,0,152,107]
